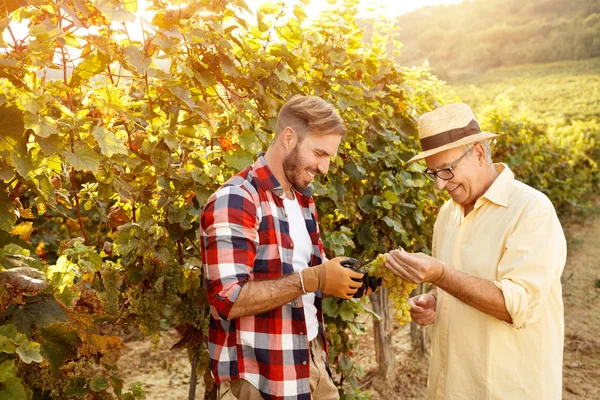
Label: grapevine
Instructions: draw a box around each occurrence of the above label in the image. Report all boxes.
[365,254,418,324]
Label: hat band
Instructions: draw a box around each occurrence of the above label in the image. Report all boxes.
[420,119,481,151]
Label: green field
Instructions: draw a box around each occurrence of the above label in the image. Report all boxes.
[445,58,600,120]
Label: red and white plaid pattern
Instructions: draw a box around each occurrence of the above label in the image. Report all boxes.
[200,155,328,400]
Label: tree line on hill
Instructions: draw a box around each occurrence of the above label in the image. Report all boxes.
[393,0,600,80]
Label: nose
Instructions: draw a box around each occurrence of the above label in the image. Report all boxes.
[435,176,448,190]
[317,158,330,174]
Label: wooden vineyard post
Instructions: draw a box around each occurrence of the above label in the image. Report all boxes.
[410,284,427,354]
[370,287,395,380]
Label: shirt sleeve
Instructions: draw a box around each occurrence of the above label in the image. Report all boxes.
[493,198,566,329]
[200,184,259,320]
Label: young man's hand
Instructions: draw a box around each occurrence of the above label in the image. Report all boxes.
[300,257,363,299]
[340,258,382,298]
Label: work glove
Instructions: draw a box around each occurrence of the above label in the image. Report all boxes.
[300,257,364,299]
[340,258,382,298]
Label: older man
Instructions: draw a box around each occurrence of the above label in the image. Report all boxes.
[386,103,566,399]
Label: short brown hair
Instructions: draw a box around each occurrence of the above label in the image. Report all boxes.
[275,95,346,140]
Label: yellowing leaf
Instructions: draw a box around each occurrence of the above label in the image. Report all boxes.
[92,126,128,157]
[293,5,307,22]
[81,334,122,366]
[70,52,109,86]
[123,0,137,13]
[23,113,57,138]
[18,208,35,219]
[47,256,77,292]
[123,46,151,75]
[63,143,102,174]
[10,222,33,241]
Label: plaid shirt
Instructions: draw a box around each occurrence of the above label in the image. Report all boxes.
[200,155,328,400]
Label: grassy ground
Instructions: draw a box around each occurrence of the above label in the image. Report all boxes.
[444,58,600,120]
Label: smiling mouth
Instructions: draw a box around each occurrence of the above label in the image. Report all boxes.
[306,169,316,179]
[447,184,460,193]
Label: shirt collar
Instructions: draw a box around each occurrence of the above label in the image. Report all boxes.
[252,153,313,199]
[477,163,513,208]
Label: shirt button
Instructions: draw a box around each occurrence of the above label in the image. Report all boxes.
[302,361,307,365]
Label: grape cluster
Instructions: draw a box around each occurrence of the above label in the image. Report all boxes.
[365,254,417,325]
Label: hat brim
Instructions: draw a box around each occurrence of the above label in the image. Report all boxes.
[408,132,498,163]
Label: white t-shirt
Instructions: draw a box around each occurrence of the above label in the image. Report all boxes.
[283,193,319,341]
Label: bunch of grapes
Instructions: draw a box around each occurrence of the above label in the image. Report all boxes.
[364,254,417,325]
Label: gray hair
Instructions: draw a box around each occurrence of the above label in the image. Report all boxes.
[465,140,493,164]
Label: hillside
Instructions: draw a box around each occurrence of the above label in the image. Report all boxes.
[395,0,600,80]
[444,58,600,120]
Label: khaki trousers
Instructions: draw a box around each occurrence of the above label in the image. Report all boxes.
[221,337,339,400]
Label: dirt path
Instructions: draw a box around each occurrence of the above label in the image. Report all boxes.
[118,214,600,399]
[561,212,600,399]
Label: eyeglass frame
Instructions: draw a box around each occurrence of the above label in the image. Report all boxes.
[422,147,473,182]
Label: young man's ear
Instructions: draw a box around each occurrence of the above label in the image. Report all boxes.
[280,127,296,150]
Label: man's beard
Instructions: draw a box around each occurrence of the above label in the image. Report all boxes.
[282,144,311,191]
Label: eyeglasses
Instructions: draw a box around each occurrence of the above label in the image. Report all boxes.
[422,148,472,181]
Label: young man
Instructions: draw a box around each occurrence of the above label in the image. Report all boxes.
[386,103,566,399]
[201,95,373,400]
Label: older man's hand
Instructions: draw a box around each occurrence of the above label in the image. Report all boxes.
[385,249,445,284]
[409,293,437,326]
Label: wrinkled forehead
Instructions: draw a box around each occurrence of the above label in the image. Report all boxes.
[424,146,465,170]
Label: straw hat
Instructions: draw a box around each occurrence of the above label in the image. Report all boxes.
[408,103,498,162]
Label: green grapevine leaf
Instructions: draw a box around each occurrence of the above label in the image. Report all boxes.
[0,336,16,354]
[223,149,254,172]
[10,142,36,179]
[54,286,81,309]
[0,105,24,140]
[110,376,124,396]
[2,298,68,337]
[89,375,108,392]
[0,360,17,383]
[0,377,27,400]
[0,191,17,233]
[382,216,405,234]
[40,323,81,376]
[321,297,339,318]
[37,134,62,155]
[338,301,356,322]
[0,324,26,345]
[65,377,88,398]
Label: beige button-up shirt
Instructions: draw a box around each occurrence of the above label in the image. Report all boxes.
[429,163,566,400]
